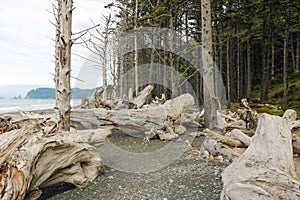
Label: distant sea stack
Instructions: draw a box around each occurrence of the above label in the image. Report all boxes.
[25,88,55,99]
[25,87,98,99]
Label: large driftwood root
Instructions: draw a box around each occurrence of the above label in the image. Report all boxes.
[0,117,111,200]
[221,113,300,200]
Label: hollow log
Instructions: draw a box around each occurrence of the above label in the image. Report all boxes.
[0,123,111,200]
[72,93,195,140]
[221,113,300,200]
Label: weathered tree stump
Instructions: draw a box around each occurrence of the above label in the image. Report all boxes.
[221,113,300,200]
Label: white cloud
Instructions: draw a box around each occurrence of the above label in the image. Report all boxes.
[0,0,113,88]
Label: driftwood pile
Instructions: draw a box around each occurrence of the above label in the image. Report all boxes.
[2,86,300,200]
[0,113,112,200]
[220,113,300,199]
[72,93,195,141]
[74,85,197,141]
[0,116,19,134]
[190,100,300,158]
[188,99,300,199]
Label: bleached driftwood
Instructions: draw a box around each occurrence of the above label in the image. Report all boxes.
[152,93,166,105]
[282,109,300,154]
[225,129,251,147]
[283,109,297,122]
[129,85,154,109]
[0,116,20,134]
[0,118,111,200]
[72,93,195,141]
[79,88,112,109]
[221,114,300,200]
[203,129,244,148]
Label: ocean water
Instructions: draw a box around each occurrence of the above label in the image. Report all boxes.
[0,99,81,114]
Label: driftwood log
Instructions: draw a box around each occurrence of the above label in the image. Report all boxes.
[79,88,112,109]
[129,85,154,109]
[0,115,112,200]
[221,113,300,199]
[72,93,195,140]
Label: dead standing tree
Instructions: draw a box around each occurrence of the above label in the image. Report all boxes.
[55,0,73,131]
[201,0,218,128]
[80,14,115,101]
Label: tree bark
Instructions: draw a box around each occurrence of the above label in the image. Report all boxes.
[237,38,240,100]
[283,3,290,105]
[246,39,251,100]
[55,0,73,131]
[226,38,231,107]
[291,33,296,73]
[297,33,299,73]
[134,0,139,95]
[271,39,275,79]
[221,114,300,200]
[260,19,269,101]
[201,0,218,129]
[297,0,300,73]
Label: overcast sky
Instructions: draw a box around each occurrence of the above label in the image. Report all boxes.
[0,0,113,97]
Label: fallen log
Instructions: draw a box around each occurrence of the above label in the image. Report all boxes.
[72,93,195,140]
[0,121,111,200]
[221,113,300,200]
[203,129,244,148]
[225,129,251,147]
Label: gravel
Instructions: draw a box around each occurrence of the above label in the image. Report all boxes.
[39,132,231,200]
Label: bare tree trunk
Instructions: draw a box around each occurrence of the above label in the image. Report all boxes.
[296,0,300,73]
[226,38,231,107]
[169,4,176,97]
[201,0,217,128]
[271,39,275,79]
[102,14,113,100]
[283,3,290,105]
[134,0,139,95]
[291,33,296,73]
[237,38,240,100]
[219,36,223,76]
[119,54,124,98]
[283,33,289,104]
[54,2,61,110]
[149,31,155,82]
[56,0,73,131]
[246,39,251,100]
[260,19,269,101]
[297,33,299,73]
